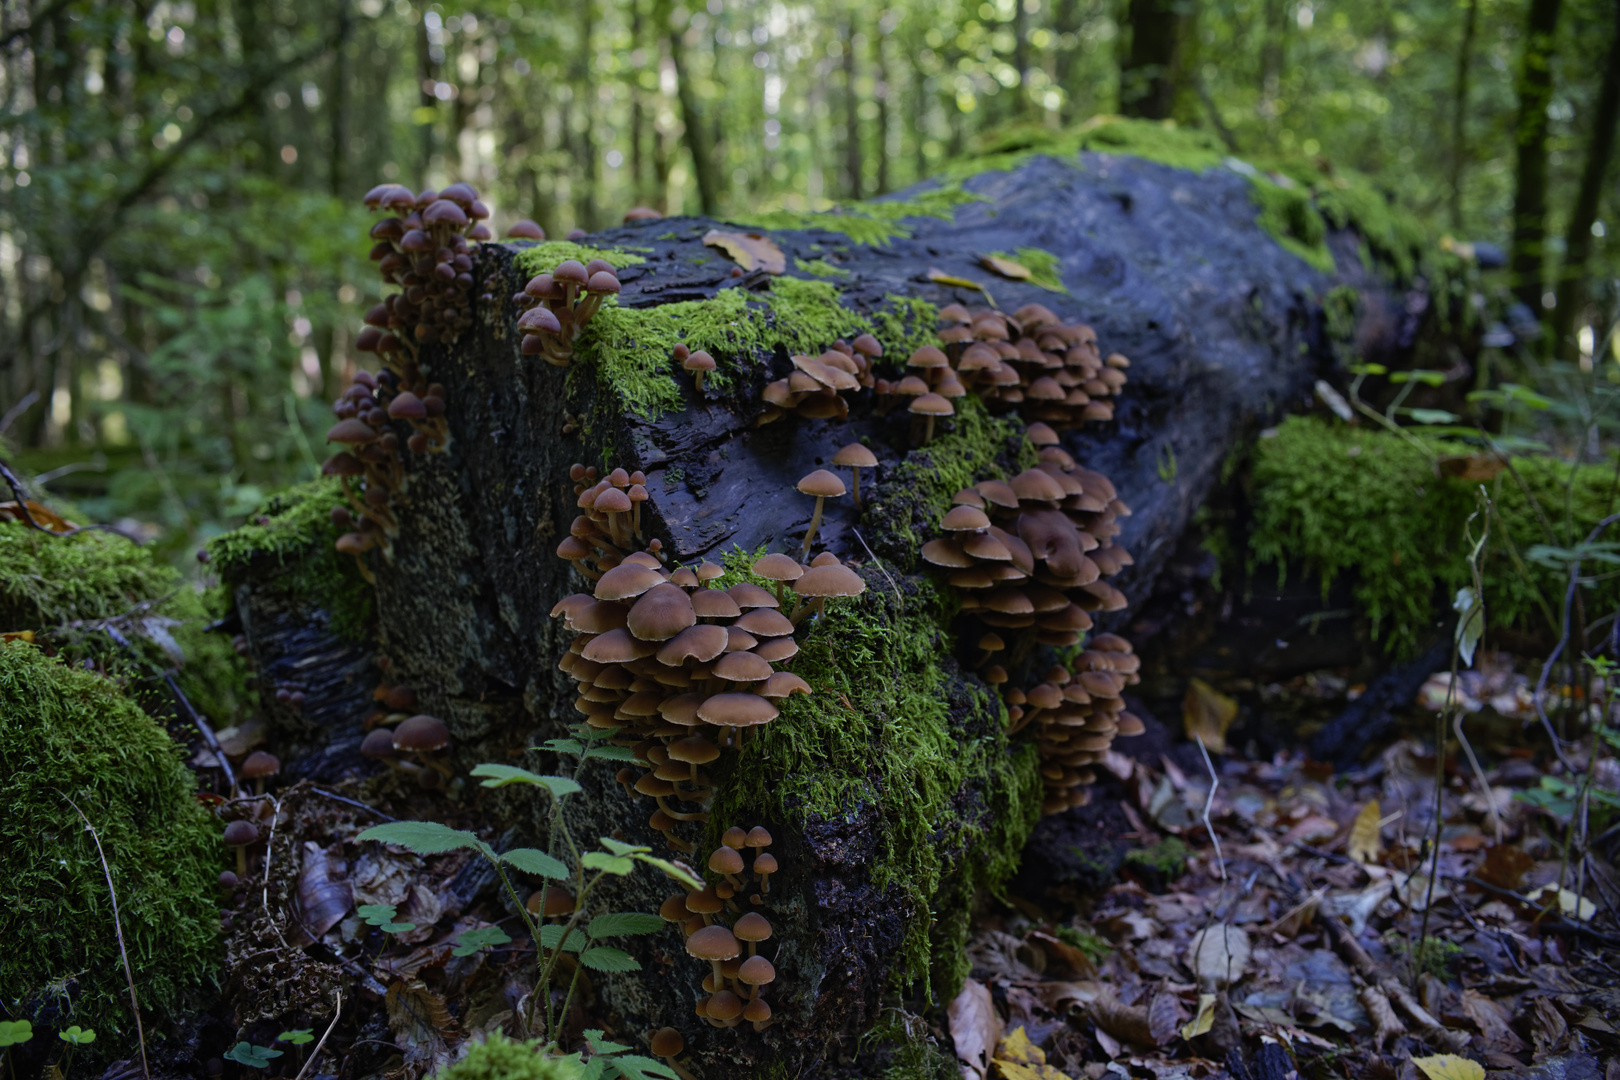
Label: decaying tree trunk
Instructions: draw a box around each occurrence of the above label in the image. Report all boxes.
[221,153,1405,1075]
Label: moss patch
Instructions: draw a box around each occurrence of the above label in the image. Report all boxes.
[735,184,987,247]
[436,1033,584,1080]
[1249,416,1620,656]
[794,257,850,279]
[0,522,247,722]
[985,247,1068,293]
[0,643,221,1049]
[576,281,941,421]
[512,242,646,278]
[207,478,375,642]
[708,556,1040,1000]
[1247,178,1335,273]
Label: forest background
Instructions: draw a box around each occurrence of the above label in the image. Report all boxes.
[1,0,1618,566]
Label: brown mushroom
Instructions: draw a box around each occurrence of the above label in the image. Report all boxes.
[683,349,717,393]
[789,562,866,625]
[686,923,741,988]
[393,714,452,777]
[831,443,879,509]
[240,750,280,796]
[223,819,258,878]
[909,392,955,445]
[796,469,847,561]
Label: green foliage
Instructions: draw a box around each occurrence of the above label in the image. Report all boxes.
[206,478,375,641]
[735,184,987,246]
[984,248,1068,293]
[357,903,417,933]
[224,1042,284,1069]
[794,257,850,278]
[1053,925,1113,963]
[436,1034,587,1080]
[0,1021,32,1047]
[514,243,648,277]
[0,644,220,1049]
[1386,933,1464,980]
[1124,838,1191,879]
[1247,178,1335,273]
[1248,416,1620,656]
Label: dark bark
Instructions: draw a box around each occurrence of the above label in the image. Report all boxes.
[1509,0,1566,316]
[230,154,1409,1073]
[1550,0,1620,362]
[1119,0,1192,120]
[1448,0,1479,232]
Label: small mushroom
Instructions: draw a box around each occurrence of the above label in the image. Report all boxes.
[240,750,280,796]
[708,845,745,889]
[683,349,716,393]
[737,954,776,1000]
[733,910,772,957]
[743,996,773,1031]
[648,1029,698,1080]
[686,923,741,988]
[909,392,955,445]
[223,819,258,878]
[831,443,878,509]
[393,714,453,777]
[752,851,778,894]
[506,219,546,240]
[789,561,866,625]
[795,469,847,562]
[751,552,805,606]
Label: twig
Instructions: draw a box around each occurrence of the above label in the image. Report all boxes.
[0,455,134,540]
[851,529,904,612]
[0,390,39,438]
[60,794,150,1080]
[263,795,290,948]
[291,990,341,1080]
[1532,510,1620,773]
[311,788,398,821]
[1193,734,1226,881]
[1454,712,1502,843]
[101,623,238,796]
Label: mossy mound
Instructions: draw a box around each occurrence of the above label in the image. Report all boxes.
[0,642,221,1048]
[0,521,247,721]
[1248,416,1620,656]
[432,1034,584,1080]
[206,477,374,641]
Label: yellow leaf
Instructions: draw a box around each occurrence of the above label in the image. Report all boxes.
[1411,1054,1486,1080]
[1349,799,1383,864]
[1182,678,1238,753]
[1,630,35,645]
[926,268,995,304]
[1181,994,1216,1040]
[1529,884,1596,921]
[992,1027,1074,1080]
[980,254,1032,281]
[701,229,786,274]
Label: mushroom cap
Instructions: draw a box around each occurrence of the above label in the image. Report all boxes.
[722,826,748,848]
[321,451,365,477]
[738,955,777,986]
[594,563,666,601]
[726,582,779,609]
[1026,421,1060,446]
[656,624,729,666]
[921,538,973,568]
[626,583,697,641]
[909,392,955,417]
[582,628,657,664]
[658,692,709,727]
[506,219,546,240]
[594,487,633,514]
[668,735,720,765]
[685,886,724,914]
[1010,468,1066,503]
[709,846,745,875]
[223,820,259,847]
[387,391,427,420]
[940,505,992,532]
[792,563,865,599]
[394,714,450,753]
[552,259,589,285]
[733,608,794,637]
[570,600,630,634]
[241,750,281,779]
[907,345,949,370]
[624,206,664,222]
[894,375,930,395]
[831,442,878,469]
[714,650,773,683]
[706,990,744,1021]
[1115,712,1146,737]
[851,333,883,357]
[751,553,805,582]
[526,886,576,917]
[335,532,376,556]
[751,637,799,664]
[691,590,742,620]
[733,911,772,942]
[586,270,621,294]
[760,671,811,698]
[518,306,563,333]
[686,923,741,960]
[745,825,772,847]
[753,851,779,874]
[796,468,847,499]
[978,632,1006,652]
[697,693,779,728]
[743,998,772,1024]
[360,728,398,759]
[326,418,380,445]
[683,349,717,372]
[422,199,468,227]
[649,1029,684,1058]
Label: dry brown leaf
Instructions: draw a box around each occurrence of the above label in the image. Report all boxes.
[948,977,1003,1079]
[385,978,458,1048]
[980,255,1032,281]
[1529,996,1568,1056]
[1,630,35,644]
[1027,930,1098,977]
[1348,799,1383,864]
[0,500,75,531]
[1458,990,1525,1053]
[1475,843,1534,892]
[1186,924,1250,987]
[296,841,353,941]
[701,229,785,273]
[926,268,994,301]
[1437,454,1506,482]
[1086,992,1155,1049]
[1357,980,1404,1050]
[1034,980,1101,1015]
[1147,987,1184,1046]
[1182,678,1238,753]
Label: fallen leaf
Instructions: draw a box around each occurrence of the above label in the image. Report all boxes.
[1182,678,1238,753]
[926,268,994,302]
[991,1026,1074,1080]
[1147,988,1184,1046]
[0,500,75,531]
[1348,799,1383,864]
[385,979,458,1048]
[980,254,1032,281]
[1,631,35,644]
[701,229,785,273]
[1458,989,1525,1054]
[1186,924,1250,987]
[1086,992,1154,1049]
[1437,453,1506,482]
[296,841,353,942]
[1027,930,1098,977]
[1181,993,1216,1040]
[948,977,1003,1079]
[1411,1054,1486,1080]
[1529,884,1596,921]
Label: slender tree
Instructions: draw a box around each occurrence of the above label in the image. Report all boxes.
[1448,0,1480,231]
[1119,0,1193,120]
[1509,0,1566,317]
[843,16,862,199]
[664,0,721,215]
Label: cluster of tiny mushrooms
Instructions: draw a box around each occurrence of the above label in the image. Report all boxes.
[304,178,1145,1041]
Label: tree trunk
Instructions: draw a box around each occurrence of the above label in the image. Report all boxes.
[666,0,721,216]
[224,153,1411,1074]
[1448,0,1479,232]
[1550,0,1620,362]
[1509,0,1565,318]
[843,17,862,200]
[1120,0,1193,120]
[873,12,891,195]
[575,1,599,232]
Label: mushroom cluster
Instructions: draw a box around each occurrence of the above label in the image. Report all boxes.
[512,259,622,366]
[361,181,491,353]
[924,440,1134,678]
[870,345,967,446]
[656,825,780,1032]
[1004,636,1146,813]
[759,335,884,424]
[557,463,656,580]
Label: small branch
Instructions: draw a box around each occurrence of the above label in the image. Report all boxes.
[0,455,135,540]
[1193,735,1226,881]
[0,390,39,438]
[292,990,341,1080]
[60,794,150,1080]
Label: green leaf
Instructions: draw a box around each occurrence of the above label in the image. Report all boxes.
[579,1057,609,1080]
[584,1029,634,1055]
[1406,408,1460,425]
[582,851,635,876]
[470,764,583,798]
[579,945,642,972]
[57,1027,95,1046]
[355,903,416,932]
[277,1029,315,1045]
[543,738,585,755]
[599,837,651,857]
[1389,369,1446,387]
[0,1020,32,1047]
[539,925,588,952]
[603,1053,682,1080]
[451,925,514,957]
[577,725,621,741]
[584,745,639,762]
[223,1042,282,1068]
[1350,363,1388,376]
[632,853,706,891]
[588,912,666,938]
[1452,587,1484,668]
[501,848,571,879]
[357,821,490,856]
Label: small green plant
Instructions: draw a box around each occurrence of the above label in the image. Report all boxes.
[1053,925,1113,964]
[1,1019,32,1080]
[223,1041,283,1069]
[452,925,514,957]
[356,903,416,933]
[55,1026,95,1076]
[277,1030,314,1046]
[1386,933,1463,980]
[575,1029,680,1080]
[356,725,701,1049]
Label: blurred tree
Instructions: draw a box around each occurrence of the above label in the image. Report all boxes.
[1510,0,1566,316]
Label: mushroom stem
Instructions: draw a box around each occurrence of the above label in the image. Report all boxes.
[709,959,724,987]
[659,1056,700,1080]
[800,496,827,562]
[654,795,710,822]
[417,751,454,778]
[236,847,248,879]
[851,468,862,509]
[351,552,376,585]
[1008,707,1042,737]
[923,415,937,445]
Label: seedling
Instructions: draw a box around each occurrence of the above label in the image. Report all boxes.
[576,1028,679,1080]
[54,1027,95,1077]
[223,1042,284,1069]
[451,925,513,957]
[1,1019,32,1080]
[356,903,416,933]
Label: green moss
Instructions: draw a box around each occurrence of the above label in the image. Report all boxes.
[1385,933,1464,980]
[794,257,850,278]
[578,281,939,421]
[207,478,375,642]
[0,643,220,1051]
[861,1011,963,1080]
[0,522,248,721]
[1053,925,1112,963]
[985,247,1068,293]
[1124,837,1190,877]
[734,184,987,247]
[512,243,646,278]
[1249,416,1620,656]
[708,555,1040,1000]
[433,1033,584,1080]
[1247,178,1335,273]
